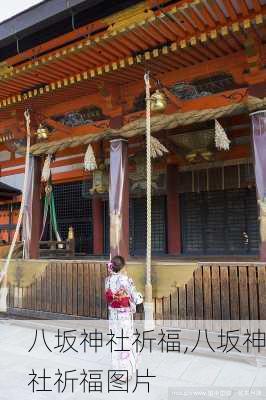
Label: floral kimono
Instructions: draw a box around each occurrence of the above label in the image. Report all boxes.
[105,272,143,377]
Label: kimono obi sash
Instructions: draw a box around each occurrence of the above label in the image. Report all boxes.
[105,288,130,308]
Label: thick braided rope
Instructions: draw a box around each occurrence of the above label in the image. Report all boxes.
[26,96,266,156]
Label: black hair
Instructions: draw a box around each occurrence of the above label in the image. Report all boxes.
[111,255,125,273]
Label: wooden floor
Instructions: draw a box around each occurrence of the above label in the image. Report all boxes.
[157,262,266,321]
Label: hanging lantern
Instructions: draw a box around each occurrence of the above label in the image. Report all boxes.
[90,163,108,194]
[150,89,167,113]
[35,124,49,140]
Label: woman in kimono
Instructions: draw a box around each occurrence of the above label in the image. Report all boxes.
[105,255,143,380]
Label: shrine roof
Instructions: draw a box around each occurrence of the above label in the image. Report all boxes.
[0,1,141,58]
[0,0,265,115]
[0,182,21,199]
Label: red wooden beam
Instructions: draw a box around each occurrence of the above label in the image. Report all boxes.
[92,198,104,256]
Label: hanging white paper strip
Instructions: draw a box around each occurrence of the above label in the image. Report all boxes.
[41,154,52,182]
[150,136,169,158]
[84,144,97,171]
[215,119,230,151]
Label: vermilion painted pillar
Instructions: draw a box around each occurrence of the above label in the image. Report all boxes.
[29,156,42,259]
[92,198,104,255]
[167,164,181,255]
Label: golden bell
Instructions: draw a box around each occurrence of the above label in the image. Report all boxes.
[36,124,49,139]
[150,90,167,113]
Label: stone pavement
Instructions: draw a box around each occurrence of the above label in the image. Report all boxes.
[0,319,266,400]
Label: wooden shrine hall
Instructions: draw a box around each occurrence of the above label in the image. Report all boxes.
[0,0,266,261]
[0,0,266,321]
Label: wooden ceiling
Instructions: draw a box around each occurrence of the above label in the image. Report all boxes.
[0,0,265,115]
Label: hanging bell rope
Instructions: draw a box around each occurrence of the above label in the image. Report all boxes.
[144,71,154,328]
[40,185,62,243]
[84,144,97,171]
[150,136,169,158]
[48,189,62,242]
[214,119,230,151]
[41,154,52,182]
[40,150,60,242]
[0,109,32,312]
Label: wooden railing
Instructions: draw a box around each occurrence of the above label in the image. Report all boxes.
[6,262,266,321]
[154,263,266,321]
[7,262,107,319]
[0,239,75,259]
[39,239,75,259]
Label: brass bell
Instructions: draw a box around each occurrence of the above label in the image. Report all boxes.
[150,89,167,113]
[36,124,49,139]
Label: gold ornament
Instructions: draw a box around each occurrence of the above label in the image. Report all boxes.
[103,3,154,32]
[35,124,49,139]
[90,163,108,194]
[150,90,167,113]
[45,184,52,195]
[68,226,74,240]
[0,62,13,78]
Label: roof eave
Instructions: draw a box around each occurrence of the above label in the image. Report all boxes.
[0,0,102,46]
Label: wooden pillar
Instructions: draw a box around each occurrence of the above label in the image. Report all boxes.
[167,164,181,255]
[121,161,129,260]
[29,156,42,259]
[92,198,104,255]
[250,110,266,261]
[109,139,129,260]
[8,204,12,243]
